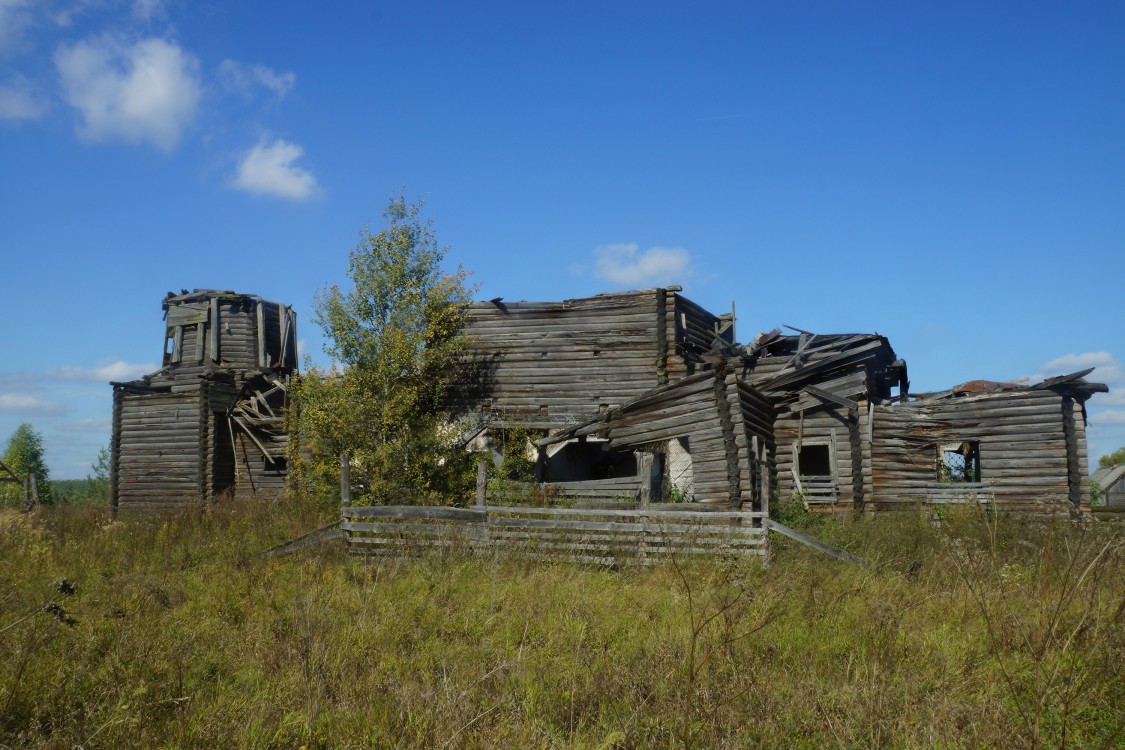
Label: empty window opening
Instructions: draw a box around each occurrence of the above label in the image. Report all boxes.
[939,441,981,483]
[798,444,833,478]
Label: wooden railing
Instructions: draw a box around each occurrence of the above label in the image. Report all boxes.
[342,505,768,565]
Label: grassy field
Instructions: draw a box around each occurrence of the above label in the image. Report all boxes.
[0,499,1121,749]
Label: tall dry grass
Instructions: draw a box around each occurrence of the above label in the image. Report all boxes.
[0,500,1121,749]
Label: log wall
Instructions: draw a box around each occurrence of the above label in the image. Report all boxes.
[162,294,297,375]
[544,370,775,510]
[459,288,731,429]
[112,387,204,510]
[869,390,1084,510]
[112,290,297,512]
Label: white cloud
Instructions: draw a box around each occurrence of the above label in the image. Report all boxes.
[0,393,67,415]
[593,243,693,287]
[55,35,202,150]
[49,359,156,382]
[218,59,295,100]
[231,138,319,200]
[0,76,47,120]
[62,416,112,433]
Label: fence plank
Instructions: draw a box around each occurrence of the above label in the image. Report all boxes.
[344,504,768,563]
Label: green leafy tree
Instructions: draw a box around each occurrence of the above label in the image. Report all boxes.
[0,423,51,505]
[290,195,478,505]
[1098,446,1125,469]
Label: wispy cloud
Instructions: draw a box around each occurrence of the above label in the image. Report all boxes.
[0,0,35,56]
[1093,410,1125,426]
[55,35,202,150]
[1033,351,1123,384]
[132,0,165,23]
[592,243,693,288]
[0,393,68,415]
[218,59,295,101]
[0,75,46,120]
[231,137,320,200]
[48,359,156,382]
[62,416,112,433]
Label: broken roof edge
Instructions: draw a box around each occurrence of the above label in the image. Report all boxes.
[737,331,901,376]
[470,285,694,308]
[163,289,287,308]
[905,368,1108,403]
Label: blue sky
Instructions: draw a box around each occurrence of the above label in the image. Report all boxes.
[1,0,1123,478]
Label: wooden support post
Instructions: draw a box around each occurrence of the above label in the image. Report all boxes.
[638,453,653,562]
[475,460,488,508]
[30,474,39,509]
[638,453,654,508]
[340,452,351,510]
[256,301,267,369]
[278,304,286,367]
[210,297,220,362]
[648,451,665,503]
[172,325,183,363]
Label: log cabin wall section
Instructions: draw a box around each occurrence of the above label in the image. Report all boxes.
[110,290,297,513]
[869,375,1104,511]
[459,287,734,430]
[538,367,776,510]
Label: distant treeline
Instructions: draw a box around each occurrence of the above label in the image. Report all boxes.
[49,478,107,505]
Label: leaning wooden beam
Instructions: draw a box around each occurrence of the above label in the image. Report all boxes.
[804,384,859,412]
[262,520,344,558]
[210,297,220,362]
[231,415,276,462]
[256,301,266,368]
[761,518,866,566]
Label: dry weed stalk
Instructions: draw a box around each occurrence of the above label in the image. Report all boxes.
[949,511,1123,750]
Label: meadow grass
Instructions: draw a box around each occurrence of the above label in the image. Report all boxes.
[0,499,1121,749]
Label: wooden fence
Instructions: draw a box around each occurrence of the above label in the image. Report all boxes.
[342,504,768,564]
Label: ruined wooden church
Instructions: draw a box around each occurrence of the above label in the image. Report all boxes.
[109,290,297,512]
[458,286,1107,514]
[110,285,1106,515]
